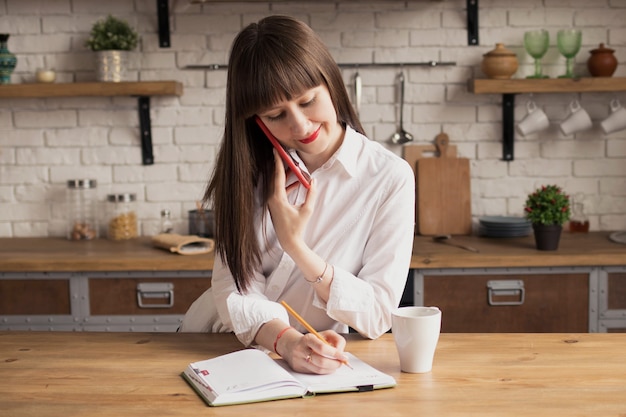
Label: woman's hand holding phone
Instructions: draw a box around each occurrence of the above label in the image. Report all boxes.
[255,116,311,189]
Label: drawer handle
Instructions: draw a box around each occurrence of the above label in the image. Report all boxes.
[487,280,525,306]
[136,283,174,308]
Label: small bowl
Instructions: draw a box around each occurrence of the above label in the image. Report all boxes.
[36,69,56,83]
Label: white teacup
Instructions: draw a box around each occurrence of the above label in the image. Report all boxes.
[560,100,592,136]
[517,100,550,136]
[600,99,626,135]
[391,306,441,373]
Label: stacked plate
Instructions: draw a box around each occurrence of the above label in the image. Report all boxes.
[478,216,532,238]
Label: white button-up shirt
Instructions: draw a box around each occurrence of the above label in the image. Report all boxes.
[191,126,415,347]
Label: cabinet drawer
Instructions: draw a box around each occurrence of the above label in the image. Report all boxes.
[608,272,626,310]
[89,277,210,315]
[0,279,71,315]
[424,273,589,333]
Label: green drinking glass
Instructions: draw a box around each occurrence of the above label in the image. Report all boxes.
[557,29,582,78]
[524,30,550,79]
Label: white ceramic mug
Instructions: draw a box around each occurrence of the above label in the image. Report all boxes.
[560,100,592,136]
[391,306,441,373]
[600,99,626,134]
[517,100,550,136]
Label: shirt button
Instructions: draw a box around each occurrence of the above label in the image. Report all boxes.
[271,285,279,291]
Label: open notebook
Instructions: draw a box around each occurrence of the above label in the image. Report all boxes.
[182,348,396,407]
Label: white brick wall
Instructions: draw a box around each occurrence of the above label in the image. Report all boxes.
[1,0,625,237]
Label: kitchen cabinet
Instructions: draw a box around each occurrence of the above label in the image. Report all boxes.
[468,77,626,161]
[0,238,211,331]
[0,272,210,332]
[0,81,183,165]
[599,270,626,332]
[1,233,625,332]
[408,232,626,333]
[417,270,590,333]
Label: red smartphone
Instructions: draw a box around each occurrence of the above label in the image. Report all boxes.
[255,116,311,189]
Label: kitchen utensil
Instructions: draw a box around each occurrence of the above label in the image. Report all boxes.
[391,71,413,144]
[402,133,471,236]
[354,69,362,116]
[432,234,479,253]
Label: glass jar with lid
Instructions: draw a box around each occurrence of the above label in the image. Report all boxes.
[160,209,173,233]
[106,193,138,240]
[66,179,98,241]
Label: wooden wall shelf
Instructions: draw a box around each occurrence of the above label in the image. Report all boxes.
[469,77,626,94]
[0,81,183,165]
[468,77,626,161]
[0,81,183,98]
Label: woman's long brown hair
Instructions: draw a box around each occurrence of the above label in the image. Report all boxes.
[204,15,363,293]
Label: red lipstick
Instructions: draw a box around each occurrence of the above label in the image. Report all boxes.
[299,126,321,144]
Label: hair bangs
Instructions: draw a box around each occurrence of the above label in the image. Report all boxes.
[233,40,325,119]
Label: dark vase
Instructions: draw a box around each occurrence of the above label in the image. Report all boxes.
[532,224,563,251]
[0,33,17,84]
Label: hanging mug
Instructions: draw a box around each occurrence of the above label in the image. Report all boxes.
[600,99,626,135]
[559,100,592,136]
[517,100,550,136]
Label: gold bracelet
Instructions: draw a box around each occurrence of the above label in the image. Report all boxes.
[305,262,327,284]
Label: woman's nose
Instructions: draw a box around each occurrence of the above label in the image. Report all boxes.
[287,111,309,135]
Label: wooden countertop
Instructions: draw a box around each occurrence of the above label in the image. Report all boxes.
[412,231,626,269]
[1,331,625,417]
[0,232,624,273]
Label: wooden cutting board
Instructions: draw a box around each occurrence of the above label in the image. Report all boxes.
[403,133,472,236]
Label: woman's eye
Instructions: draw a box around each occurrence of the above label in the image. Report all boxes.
[301,97,316,107]
[266,113,285,121]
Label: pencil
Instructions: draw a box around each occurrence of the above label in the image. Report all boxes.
[280,300,353,369]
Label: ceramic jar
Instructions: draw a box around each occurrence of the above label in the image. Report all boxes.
[481,43,519,80]
[587,43,618,77]
[0,33,17,84]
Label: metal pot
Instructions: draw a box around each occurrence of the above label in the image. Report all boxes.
[96,50,128,82]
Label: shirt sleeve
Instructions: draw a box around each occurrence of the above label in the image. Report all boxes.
[211,256,290,347]
[314,158,415,339]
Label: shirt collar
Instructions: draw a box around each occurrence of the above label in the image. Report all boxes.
[321,125,359,178]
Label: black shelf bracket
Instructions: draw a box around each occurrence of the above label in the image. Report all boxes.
[157,0,170,48]
[138,96,154,165]
[502,93,516,161]
[467,0,479,45]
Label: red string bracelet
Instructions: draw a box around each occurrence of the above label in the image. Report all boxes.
[273,326,294,355]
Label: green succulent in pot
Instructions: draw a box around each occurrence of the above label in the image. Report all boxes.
[524,184,571,226]
[85,15,139,51]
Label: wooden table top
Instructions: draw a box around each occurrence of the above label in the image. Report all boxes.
[0,231,624,272]
[1,332,625,417]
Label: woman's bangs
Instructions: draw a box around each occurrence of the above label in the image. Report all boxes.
[239,53,323,118]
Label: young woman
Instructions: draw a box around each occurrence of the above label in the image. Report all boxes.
[181,15,415,375]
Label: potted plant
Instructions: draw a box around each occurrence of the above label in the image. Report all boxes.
[524,184,571,250]
[85,15,139,82]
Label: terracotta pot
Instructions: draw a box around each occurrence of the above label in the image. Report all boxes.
[532,224,562,251]
[587,43,618,77]
[481,43,519,80]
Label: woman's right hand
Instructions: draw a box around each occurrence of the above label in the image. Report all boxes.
[281,330,348,375]
[267,149,318,253]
